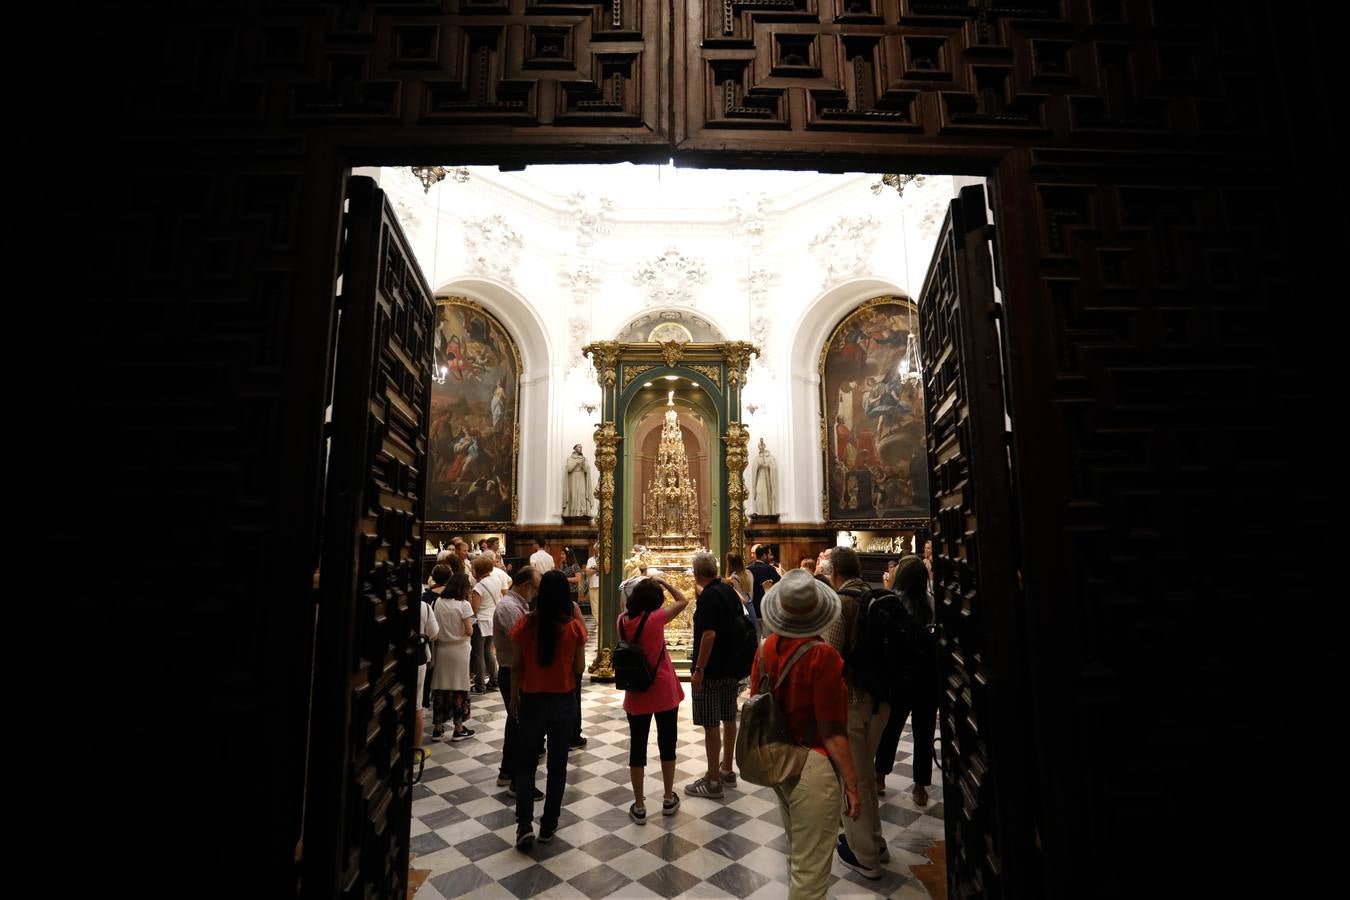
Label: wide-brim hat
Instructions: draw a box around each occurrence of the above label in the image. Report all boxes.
[761,569,842,639]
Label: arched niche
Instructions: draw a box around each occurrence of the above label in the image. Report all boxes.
[613,307,729,344]
[626,388,717,555]
[781,277,909,522]
[432,277,555,524]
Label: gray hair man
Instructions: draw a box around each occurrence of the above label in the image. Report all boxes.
[493,566,544,802]
[684,551,743,800]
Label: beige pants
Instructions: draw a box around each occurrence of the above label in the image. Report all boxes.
[840,692,890,868]
[773,750,842,900]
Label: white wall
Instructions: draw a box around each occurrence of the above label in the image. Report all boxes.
[355,165,978,523]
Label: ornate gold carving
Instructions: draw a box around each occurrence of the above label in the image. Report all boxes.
[593,421,622,577]
[642,393,703,549]
[722,422,751,563]
[426,520,517,531]
[584,340,621,389]
[589,646,615,680]
[826,518,931,530]
[622,364,658,389]
[687,364,721,387]
[657,339,687,368]
[723,341,760,387]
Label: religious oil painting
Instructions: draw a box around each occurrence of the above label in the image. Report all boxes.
[428,297,520,527]
[820,297,930,525]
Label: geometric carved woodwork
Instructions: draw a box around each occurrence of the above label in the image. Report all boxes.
[676,0,1247,156]
[918,185,1031,898]
[305,177,435,900]
[61,2,1319,897]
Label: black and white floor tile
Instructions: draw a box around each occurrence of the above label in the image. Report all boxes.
[411,619,944,899]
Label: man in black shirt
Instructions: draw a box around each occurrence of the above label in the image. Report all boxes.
[686,551,743,799]
[747,544,781,620]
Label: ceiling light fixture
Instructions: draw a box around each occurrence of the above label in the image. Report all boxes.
[410,165,471,193]
[870,173,926,197]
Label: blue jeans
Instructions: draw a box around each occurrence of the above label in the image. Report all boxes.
[514,691,574,832]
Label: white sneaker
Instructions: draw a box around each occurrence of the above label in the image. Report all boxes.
[683,776,724,799]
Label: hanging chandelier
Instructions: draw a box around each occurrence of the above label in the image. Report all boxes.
[897,303,922,385]
[870,173,926,197]
[410,165,471,193]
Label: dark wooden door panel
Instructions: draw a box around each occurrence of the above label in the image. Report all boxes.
[306,176,435,900]
[919,184,1035,898]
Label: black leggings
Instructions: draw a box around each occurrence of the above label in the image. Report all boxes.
[627,706,679,768]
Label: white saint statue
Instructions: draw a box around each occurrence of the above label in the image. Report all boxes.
[563,443,593,518]
[751,437,778,516]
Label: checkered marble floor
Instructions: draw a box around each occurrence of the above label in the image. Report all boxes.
[410,618,944,899]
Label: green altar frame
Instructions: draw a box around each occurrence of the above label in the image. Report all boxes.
[581,340,758,679]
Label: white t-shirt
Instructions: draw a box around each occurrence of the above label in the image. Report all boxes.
[472,578,501,635]
[490,566,512,596]
[587,555,599,591]
[530,549,555,573]
[433,596,474,642]
[419,599,440,666]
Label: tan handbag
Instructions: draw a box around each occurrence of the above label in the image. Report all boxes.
[734,640,821,787]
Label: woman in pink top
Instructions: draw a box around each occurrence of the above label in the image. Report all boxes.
[618,575,688,824]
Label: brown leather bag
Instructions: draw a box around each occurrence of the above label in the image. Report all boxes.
[734,640,822,787]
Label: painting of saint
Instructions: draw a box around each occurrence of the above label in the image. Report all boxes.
[820,298,929,523]
[428,298,520,525]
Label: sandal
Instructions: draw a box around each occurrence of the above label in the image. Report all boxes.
[629,803,647,825]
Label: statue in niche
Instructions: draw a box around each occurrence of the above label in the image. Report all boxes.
[750,437,779,520]
[562,444,593,520]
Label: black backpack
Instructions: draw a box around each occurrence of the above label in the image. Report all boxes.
[842,585,924,707]
[415,588,440,665]
[613,610,663,691]
[713,582,759,680]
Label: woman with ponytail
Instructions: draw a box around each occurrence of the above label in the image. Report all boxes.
[508,569,588,850]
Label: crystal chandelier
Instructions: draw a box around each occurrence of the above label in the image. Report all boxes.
[410,165,471,193]
[870,173,927,197]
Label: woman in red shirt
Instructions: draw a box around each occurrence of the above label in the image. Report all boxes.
[754,568,861,899]
[617,575,688,824]
[508,570,588,850]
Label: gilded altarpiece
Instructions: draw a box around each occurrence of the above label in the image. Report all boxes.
[582,340,757,677]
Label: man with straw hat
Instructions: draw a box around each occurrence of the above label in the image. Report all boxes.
[752,568,860,899]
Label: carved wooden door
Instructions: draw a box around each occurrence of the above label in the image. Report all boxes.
[918,184,1036,897]
[305,176,436,900]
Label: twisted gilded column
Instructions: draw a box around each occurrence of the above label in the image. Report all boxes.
[582,340,621,679]
[723,422,750,564]
[589,419,621,679]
